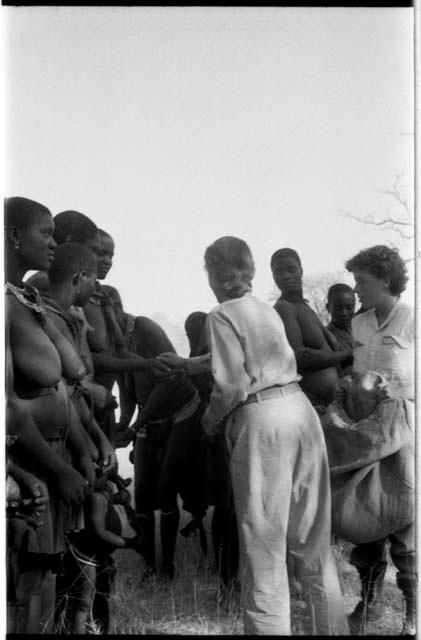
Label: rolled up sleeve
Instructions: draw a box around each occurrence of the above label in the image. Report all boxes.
[202,309,250,435]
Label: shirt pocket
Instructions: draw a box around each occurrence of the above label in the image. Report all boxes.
[381,335,411,350]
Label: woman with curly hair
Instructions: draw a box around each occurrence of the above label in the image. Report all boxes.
[345,245,415,634]
[198,236,348,635]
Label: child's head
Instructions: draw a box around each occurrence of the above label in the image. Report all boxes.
[326,284,356,329]
[96,229,115,280]
[49,242,97,306]
[270,248,303,295]
[93,462,117,492]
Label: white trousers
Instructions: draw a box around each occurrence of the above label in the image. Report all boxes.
[226,389,349,635]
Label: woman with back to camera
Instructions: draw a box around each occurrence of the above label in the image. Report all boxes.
[345,245,415,635]
[199,236,349,635]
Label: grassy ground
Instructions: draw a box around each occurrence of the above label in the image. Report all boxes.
[107,505,405,635]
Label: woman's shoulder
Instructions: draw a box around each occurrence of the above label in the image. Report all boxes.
[351,307,374,327]
[211,294,268,314]
[396,299,414,317]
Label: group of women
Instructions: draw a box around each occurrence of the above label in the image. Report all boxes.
[5,194,415,636]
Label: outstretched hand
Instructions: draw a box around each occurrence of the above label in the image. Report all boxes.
[148,357,183,380]
[156,352,186,371]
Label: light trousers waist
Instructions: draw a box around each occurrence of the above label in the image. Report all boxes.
[242,382,301,407]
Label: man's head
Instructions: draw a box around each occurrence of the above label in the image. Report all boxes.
[96,229,115,280]
[48,242,97,307]
[326,284,356,330]
[53,210,100,255]
[270,248,303,295]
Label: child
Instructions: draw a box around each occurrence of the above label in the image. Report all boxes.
[57,468,144,634]
[42,242,117,471]
[325,283,355,375]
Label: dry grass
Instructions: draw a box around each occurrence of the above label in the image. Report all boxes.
[107,510,405,635]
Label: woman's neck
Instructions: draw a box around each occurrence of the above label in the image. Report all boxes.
[281,289,305,304]
[374,295,399,325]
[5,254,26,287]
[49,284,73,312]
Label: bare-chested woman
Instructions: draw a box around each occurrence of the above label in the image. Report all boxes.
[5,197,95,633]
[271,248,352,410]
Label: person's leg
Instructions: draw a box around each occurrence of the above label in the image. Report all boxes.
[15,568,43,634]
[93,556,115,633]
[134,431,158,576]
[227,401,295,635]
[286,392,349,636]
[157,414,198,578]
[39,569,57,633]
[211,507,224,574]
[389,522,416,635]
[72,563,96,634]
[347,540,388,632]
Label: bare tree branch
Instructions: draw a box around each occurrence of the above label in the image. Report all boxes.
[340,174,414,243]
[341,210,412,228]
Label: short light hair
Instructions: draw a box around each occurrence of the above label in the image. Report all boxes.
[204,236,255,299]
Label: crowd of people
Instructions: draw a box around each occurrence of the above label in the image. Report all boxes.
[5,196,415,635]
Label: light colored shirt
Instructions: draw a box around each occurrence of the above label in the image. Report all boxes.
[351,299,414,400]
[202,294,300,434]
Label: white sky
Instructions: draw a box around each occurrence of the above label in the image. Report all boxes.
[3,6,415,330]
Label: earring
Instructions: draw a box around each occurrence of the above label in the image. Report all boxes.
[13,241,20,250]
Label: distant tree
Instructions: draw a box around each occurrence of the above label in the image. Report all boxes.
[340,174,414,248]
[303,271,345,325]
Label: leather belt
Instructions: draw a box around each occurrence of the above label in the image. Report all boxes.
[243,382,300,406]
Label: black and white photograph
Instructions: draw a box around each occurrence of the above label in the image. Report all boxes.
[3,4,416,636]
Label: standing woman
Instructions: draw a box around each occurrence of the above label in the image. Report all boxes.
[5,196,91,633]
[201,236,348,635]
[345,245,415,635]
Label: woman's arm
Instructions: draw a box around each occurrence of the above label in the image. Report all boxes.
[66,402,96,488]
[90,493,127,548]
[7,399,89,506]
[202,311,249,435]
[158,352,211,375]
[275,301,351,371]
[91,351,169,377]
